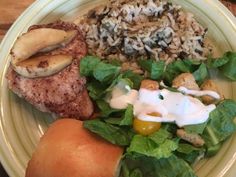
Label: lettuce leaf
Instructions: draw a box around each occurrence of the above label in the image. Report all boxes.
[164,60,192,85]
[120,154,197,177]
[80,55,100,76]
[96,100,121,117]
[192,63,208,84]
[219,52,236,81]
[149,128,172,144]
[127,129,178,159]
[184,122,207,134]
[175,143,205,164]
[104,105,134,126]
[207,54,229,68]
[138,59,152,72]
[120,105,134,126]
[129,169,143,177]
[138,59,165,80]
[93,62,120,83]
[150,61,165,80]
[80,55,120,83]
[86,80,107,100]
[83,119,134,146]
[202,100,236,148]
[122,70,143,89]
[207,51,236,81]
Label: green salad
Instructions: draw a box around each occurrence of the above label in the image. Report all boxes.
[79,52,236,177]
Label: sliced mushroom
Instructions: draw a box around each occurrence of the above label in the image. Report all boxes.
[11,28,77,64]
[12,54,73,78]
[172,73,199,90]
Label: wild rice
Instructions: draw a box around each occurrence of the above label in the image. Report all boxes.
[79,0,213,69]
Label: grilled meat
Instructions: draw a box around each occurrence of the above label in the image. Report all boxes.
[6,21,94,119]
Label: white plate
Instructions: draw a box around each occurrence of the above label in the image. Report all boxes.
[0,0,236,177]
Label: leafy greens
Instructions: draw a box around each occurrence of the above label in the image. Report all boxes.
[121,154,197,177]
[127,129,178,159]
[80,53,236,177]
[202,100,236,155]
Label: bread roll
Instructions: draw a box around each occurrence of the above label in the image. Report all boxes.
[25,119,123,177]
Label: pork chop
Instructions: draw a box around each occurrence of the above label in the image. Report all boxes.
[6,21,94,119]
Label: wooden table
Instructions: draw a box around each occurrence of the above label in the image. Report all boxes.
[0,0,35,41]
[0,0,235,177]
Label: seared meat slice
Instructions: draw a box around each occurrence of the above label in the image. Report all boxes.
[6,21,94,119]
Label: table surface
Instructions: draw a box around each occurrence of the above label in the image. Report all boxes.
[0,0,235,177]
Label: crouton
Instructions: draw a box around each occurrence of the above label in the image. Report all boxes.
[140,79,159,90]
[172,73,199,90]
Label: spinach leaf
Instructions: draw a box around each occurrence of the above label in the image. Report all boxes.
[80,56,100,76]
[202,100,236,147]
[220,51,236,81]
[83,119,134,146]
[121,154,197,177]
[93,62,120,83]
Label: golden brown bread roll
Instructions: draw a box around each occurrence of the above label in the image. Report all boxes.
[25,119,123,177]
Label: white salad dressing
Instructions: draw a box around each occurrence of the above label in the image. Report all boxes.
[135,89,216,127]
[109,86,138,109]
[178,86,220,99]
[109,86,220,127]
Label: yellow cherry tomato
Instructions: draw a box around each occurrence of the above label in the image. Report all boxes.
[133,112,161,136]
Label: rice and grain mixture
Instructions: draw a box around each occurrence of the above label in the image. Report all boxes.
[79,0,212,72]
